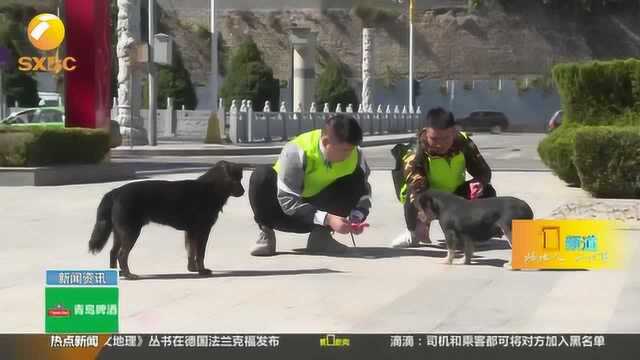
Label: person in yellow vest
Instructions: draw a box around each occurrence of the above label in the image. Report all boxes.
[391,107,497,248]
[249,115,372,256]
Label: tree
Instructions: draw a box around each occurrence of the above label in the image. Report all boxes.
[142,50,198,110]
[219,38,279,111]
[316,60,358,111]
[156,47,198,109]
[0,5,39,108]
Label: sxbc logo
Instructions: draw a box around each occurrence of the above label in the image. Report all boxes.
[18,13,76,74]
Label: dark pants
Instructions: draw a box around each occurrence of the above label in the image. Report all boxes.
[249,165,366,234]
[404,181,497,231]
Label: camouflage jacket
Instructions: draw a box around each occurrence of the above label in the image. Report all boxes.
[403,130,492,203]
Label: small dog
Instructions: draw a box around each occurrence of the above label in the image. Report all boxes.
[415,190,534,265]
[88,161,245,279]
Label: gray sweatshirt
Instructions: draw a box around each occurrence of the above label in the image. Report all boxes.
[276,141,372,225]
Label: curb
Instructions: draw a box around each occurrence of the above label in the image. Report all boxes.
[0,164,136,186]
[111,136,415,157]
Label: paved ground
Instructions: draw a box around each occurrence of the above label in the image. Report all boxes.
[1,169,638,333]
[113,133,548,175]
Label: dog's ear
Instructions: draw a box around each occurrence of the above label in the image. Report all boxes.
[231,163,244,178]
[225,162,245,197]
[198,161,228,183]
[221,161,243,181]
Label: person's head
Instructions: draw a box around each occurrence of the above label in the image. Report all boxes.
[421,107,456,155]
[321,114,363,162]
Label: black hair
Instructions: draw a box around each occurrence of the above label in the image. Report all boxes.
[425,107,456,129]
[410,107,455,191]
[322,114,363,146]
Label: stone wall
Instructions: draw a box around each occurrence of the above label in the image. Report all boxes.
[157,0,466,14]
[169,6,640,86]
[155,1,640,114]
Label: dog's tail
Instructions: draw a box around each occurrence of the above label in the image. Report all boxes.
[89,191,115,254]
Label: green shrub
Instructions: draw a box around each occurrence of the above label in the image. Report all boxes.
[537,125,581,186]
[316,60,358,111]
[552,59,640,126]
[0,130,33,166]
[574,126,640,198]
[0,126,110,166]
[143,48,198,110]
[353,3,399,27]
[542,58,640,194]
[219,39,280,111]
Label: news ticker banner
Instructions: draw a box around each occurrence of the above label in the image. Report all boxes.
[511,219,631,270]
[45,270,119,333]
[1,334,639,360]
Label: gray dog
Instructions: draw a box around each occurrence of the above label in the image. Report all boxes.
[415,190,534,265]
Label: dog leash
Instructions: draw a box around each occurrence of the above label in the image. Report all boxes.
[349,233,358,248]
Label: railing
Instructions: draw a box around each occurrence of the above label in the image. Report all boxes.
[8,99,425,143]
[225,100,423,144]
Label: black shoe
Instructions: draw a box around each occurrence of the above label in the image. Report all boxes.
[306,228,349,254]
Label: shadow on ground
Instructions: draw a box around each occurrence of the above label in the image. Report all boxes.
[470,258,510,267]
[434,238,513,252]
[121,268,341,281]
[287,247,448,259]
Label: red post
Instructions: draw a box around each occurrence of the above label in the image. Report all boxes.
[63,0,111,129]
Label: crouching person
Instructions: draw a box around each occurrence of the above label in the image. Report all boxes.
[249,115,372,256]
[391,107,498,248]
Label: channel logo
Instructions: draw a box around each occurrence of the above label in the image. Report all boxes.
[511,219,626,270]
[27,13,65,51]
[320,334,350,347]
[19,13,76,74]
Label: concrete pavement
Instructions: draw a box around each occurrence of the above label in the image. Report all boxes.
[111,133,549,176]
[1,169,638,333]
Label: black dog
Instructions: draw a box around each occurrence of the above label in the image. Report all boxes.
[88,161,245,279]
[415,190,533,265]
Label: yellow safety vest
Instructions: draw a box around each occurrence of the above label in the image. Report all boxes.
[274,129,358,198]
[399,132,469,203]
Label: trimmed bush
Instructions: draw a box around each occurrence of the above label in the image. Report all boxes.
[537,125,581,186]
[552,59,640,126]
[574,126,640,198]
[0,126,110,166]
[0,130,33,166]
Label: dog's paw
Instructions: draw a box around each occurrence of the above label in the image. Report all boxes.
[187,263,198,272]
[463,258,473,265]
[198,268,213,276]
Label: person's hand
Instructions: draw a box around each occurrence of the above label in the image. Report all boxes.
[325,214,351,234]
[349,209,369,235]
[469,181,484,200]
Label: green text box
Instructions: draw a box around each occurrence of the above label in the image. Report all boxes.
[45,287,118,333]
